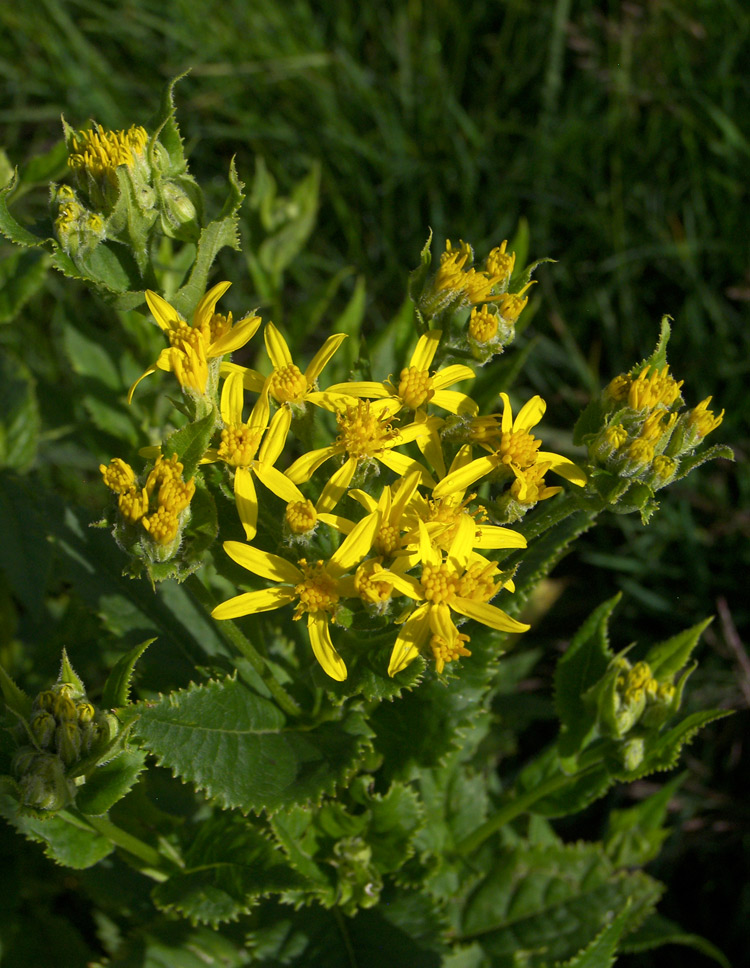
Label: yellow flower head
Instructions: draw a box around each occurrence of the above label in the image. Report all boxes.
[68,124,148,183]
[100,457,137,494]
[627,365,683,411]
[687,397,724,439]
[128,283,261,402]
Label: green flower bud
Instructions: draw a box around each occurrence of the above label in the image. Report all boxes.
[619,736,645,772]
[159,182,198,239]
[55,720,82,766]
[29,711,56,749]
[18,752,72,812]
[54,694,78,722]
[12,746,39,777]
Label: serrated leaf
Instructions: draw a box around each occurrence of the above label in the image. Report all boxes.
[134,677,373,813]
[152,813,304,925]
[103,639,156,710]
[621,912,730,967]
[518,744,614,819]
[645,618,712,681]
[151,71,190,171]
[367,781,424,873]
[604,773,685,868]
[0,794,113,868]
[76,748,147,816]
[673,443,734,482]
[161,409,216,479]
[59,647,86,694]
[634,316,671,376]
[0,249,50,324]
[555,596,620,756]
[460,841,662,966]
[0,172,50,247]
[105,921,248,968]
[544,899,633,968]
[0,661,32,719]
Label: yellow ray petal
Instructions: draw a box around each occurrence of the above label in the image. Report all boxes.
[410,330,441,370]
[537,452,587,486]
[514,395,545,433]
[285,446,338,484]
[499,392,514,434]
[264,322,293,368]
[377,450,436,487]
[220,370,246,426]
[254,462,304,504]
[223,541,301,583]
[430,389,479,416]
[258,405,290,464]
[326,381,389,399]
[453,597,530,633]
[305,333,347,384]
[145,290,181,332]
[430,364,475,390]
[234,466,259,540]
[211,586,295,620]
[329,507,381,575]
[388,603,431,676]
[432,455,496,499]
[194,281,232,327]
[210,313,261,358]
[240,367,267,393]
[446,514,475,570]
[307,615,347,681]
[474,525,527,549]
[316,458,357,513]
[127,362,158,404]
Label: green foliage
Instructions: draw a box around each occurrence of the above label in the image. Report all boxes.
[133,677,373,813]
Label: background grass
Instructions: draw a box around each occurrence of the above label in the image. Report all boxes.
[1,1,748,964]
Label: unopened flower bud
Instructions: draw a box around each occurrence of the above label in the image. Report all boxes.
[56,720,82,766]
[30,711,56,749]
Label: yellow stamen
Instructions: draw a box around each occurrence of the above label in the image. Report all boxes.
[293,560,339,618]
[468,305,499,343]
[100,457,136,494]
[68,124,148,183]
[336,401,400,459]
[628,365,683,411]
[270,363,309,405]
[118,486,149,524]
[217,426,262,467]
[430,626,472,673]
[286,499,318,534]
[141,506,179,545]
[397,366,433,409]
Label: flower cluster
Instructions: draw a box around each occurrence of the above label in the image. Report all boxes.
[101,453,195,560]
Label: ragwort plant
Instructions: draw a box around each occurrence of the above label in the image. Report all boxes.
[0,80,735,967]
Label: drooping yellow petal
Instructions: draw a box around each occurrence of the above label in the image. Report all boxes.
[410,330,441,370]
[388,603,431,676]
[430,389,479,416]
[377,450,436,487]
[211,586,296,620]
[391,470,422,522]
[254,462,304,504]
[223,541,302,583]
[305,333,347,384]
[240,367,267,393]
[307,614,347,681]
[264,322,293,369]
[348,488,379,513]
[317,512,355,534]
[536,452,587,486]
[234,466,259,540]
[127,362,158,404]
[453,597,530,633]
[474,525,527,549]
[376,570,422,600]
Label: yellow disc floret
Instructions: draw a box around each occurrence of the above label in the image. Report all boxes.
[286,500,318,535]
[430,626,472,674]
[397,366,433,409]
[118,487,149,524]
[354,559,392,605]
[458,560,502,602]
[688,397,724,438]
[270,363,309,405]
[336,401,400,459]
[293,560,340,618]
[217,426,262,468]
[468,306,499,343]
[100,458,137,494]
[68,124,148,183]
[420,562,460,605]
[498,427,542,469]
[628,365,683,411]
[141,506,180,545]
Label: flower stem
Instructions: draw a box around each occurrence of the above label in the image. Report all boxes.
[456,753,603,855]
[185,574,303,719]
[59,810,169,880]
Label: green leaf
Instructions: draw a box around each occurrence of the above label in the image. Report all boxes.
[673,443,734,482]
[0,172,50,247]
[517,744,613,819]
[543,900,633,968]
[0,661,32,719]
[58,647,86,695]
[0,794,113,868]
[151,72,190,172]
[460,841,662,966]
[634,315,672,376]
[621,912,730,968]
[76,748,147,816]
[645,618,712,681]
[0,350,40,470]
[161,409,216,480]
[0,249,50,324]
[151,813,304,925]
[133,677,373,813]
[366,781,424,873]
[555,596,619,756]
[604,772,685,868]
[102,638,156,709]
[104,921,249,968]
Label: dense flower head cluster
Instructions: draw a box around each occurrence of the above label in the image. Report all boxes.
[101,251,724,684]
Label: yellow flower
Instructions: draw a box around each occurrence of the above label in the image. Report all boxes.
[627,365,683,411]
[68,124,148,183]
[231,322,353,412]
[381,517,529,676]
[433,239,511,305]
[202,371,300,540]
[128,283,261,401]
[211,510,382,680]
[687,396,724,438]
[433,393,586,502]
[285,399,436,491]
[328,330,478,416]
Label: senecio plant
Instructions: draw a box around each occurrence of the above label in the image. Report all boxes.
[0,80,735,967]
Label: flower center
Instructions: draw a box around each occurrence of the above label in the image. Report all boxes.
[628,366,683,411]
[430,626,472,673]
[397,366,433,409]
[68,124,148,182]
[457,561,501,602]
[374,523,401,557]
[354,560,392,605]
[498,429,541,469]
[286,499,317,534]
[468,306,498,343]
[218,425,262,467]
[336,401,399,459]
[293,560,339,617]
[420,562,459,604]
[270,363,308,405]
[141,506,179,545]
